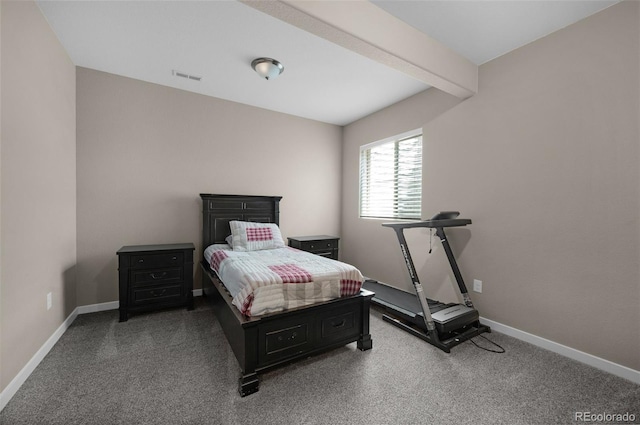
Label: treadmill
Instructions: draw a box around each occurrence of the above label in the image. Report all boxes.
[363,212,490,353]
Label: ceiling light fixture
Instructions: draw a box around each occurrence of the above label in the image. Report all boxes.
[251,57,284,80]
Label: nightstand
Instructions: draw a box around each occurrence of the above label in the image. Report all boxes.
[117,243,195,322]
[288,235,339,260]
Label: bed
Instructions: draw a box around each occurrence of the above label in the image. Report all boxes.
[199,194,373,396]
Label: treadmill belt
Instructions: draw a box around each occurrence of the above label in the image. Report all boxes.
[363,279,480,335]
[363,280,445,320]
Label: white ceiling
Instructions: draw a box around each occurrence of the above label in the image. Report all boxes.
[37,0,618,126]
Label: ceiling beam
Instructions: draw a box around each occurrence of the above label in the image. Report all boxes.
[241,0,477,99]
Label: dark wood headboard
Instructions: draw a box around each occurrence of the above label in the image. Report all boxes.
[200,194,283,250]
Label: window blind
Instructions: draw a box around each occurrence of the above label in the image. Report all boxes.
[359,134,422,220]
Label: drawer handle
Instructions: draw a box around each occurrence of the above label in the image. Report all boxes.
[138,259,144,264]
[150,289,167,297]
[172,256,177,261]
[150,272,167,280]
[277,332,297,341]
[332,319,346,328]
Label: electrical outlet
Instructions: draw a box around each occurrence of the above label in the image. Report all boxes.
[473,279,483,293]
[47,292,52,310]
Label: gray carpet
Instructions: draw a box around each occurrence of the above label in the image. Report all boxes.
[1,298,638,425]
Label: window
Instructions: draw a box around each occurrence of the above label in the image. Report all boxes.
[359,132,422,220]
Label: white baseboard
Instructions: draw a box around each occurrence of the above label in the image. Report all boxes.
[75,290,203,315]
[0,307,79,412]
[76,300,119,314]
[481,317,640,385]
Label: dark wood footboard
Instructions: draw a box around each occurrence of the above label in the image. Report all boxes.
[200,262,373,396]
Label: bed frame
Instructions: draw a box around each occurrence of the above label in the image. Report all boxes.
[199,194,373,396]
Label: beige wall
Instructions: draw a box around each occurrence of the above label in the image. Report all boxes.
[76,68,342,306]
[342,1,640,371]
[0,1,77,391]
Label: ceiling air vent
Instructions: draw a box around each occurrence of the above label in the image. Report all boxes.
[172,70,202,82]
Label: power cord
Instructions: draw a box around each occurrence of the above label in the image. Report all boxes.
[468,334,506,353]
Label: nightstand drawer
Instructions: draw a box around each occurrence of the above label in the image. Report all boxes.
[132,267,182,286]
[131,284,182,305]
[300,240,337,252]
[131,252,184,269]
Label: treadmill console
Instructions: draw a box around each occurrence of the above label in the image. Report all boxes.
[431,211,460,220]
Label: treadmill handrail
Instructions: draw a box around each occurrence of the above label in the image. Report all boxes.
[382,218,471,229]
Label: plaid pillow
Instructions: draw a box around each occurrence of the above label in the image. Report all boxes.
[229,221,285,251]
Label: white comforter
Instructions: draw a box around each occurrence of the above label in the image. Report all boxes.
[204,244,363,317]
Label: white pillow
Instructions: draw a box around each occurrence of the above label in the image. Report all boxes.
[229,221,285,252]
[225,235,233,246]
